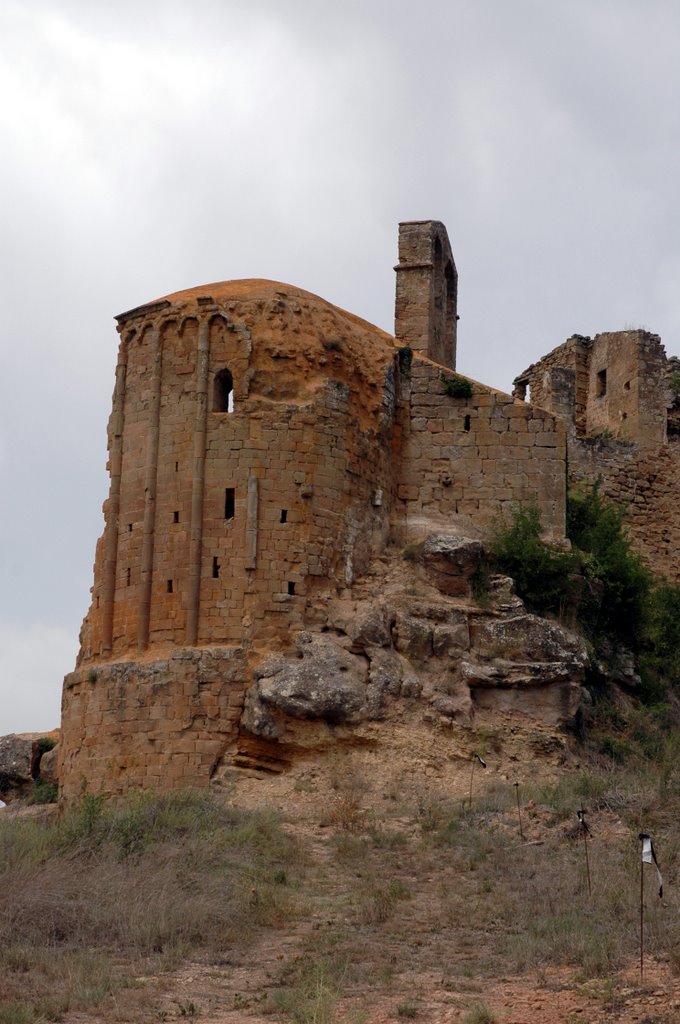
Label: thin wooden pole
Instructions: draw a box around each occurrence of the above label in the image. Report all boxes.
[514,782,524,841]
[640,835,645,983]
[583,822,592,898]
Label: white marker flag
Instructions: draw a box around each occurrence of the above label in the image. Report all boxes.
[640,833,663,898]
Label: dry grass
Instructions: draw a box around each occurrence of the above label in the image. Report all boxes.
[0,791,298,1021]
[3,757,680,1021]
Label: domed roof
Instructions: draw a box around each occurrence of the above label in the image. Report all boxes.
[116,278,393,344]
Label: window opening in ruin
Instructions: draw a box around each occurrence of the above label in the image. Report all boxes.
[127,523,132,532]
[175,461,179,472]
[624,380,631,391]
[433,237,444,311]
[126,568,131,587]
[288,581,296,595]
[173,511,179,523]
[167,579,173,594]
[96,596,99,609]
[464,414,471,432]
[213,368,234,413]
[280,509,288,523]
[212,556,220,579]
[445,261,457,327]
[225,488,235,519]
[596,369,607,397]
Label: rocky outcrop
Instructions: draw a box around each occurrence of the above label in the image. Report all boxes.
[238,535,590,761]
[0,734,36,802]
[0,733,59,803]
[420,535,483,597]
[242,632,421,741]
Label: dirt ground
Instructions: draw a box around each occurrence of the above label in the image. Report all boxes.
[64,748,680,1023]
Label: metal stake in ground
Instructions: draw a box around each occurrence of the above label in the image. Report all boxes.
[514,781,524,841]
[638,832,664,983]
[468,753,486,810]
[577,806,591,897]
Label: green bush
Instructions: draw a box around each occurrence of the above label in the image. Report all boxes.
[490,491,652,650]
[567,485,651,647]
[440,372,473,399]
[490,504,578,616]
[28,781,57,805]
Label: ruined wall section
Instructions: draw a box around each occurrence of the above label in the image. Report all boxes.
[585,332,667,444]
[569,438,680,583]
[60,648,246,802]
[514,335,590,433]
[515,331,668,445]
[396,358,566,543]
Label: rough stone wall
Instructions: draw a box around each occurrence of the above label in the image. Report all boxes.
[515,328,680,580]
[514,335,590,433]
[515,330,668,445]
[569,437,680,583]
[60,648,246,802]
[78,284,399,665]
[394,220,458,370]
[396,357,566,542]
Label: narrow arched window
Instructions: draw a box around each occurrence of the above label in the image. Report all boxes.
[213,368,234,413]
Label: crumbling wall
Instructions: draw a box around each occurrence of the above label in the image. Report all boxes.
[569,438,680,583]
[396,358,566,542]
[59,648,246,802]
[515,330,668,445]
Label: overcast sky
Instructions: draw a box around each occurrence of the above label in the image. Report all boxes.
[1,0,679,734]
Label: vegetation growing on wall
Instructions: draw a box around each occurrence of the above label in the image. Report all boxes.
[440,372,473,399]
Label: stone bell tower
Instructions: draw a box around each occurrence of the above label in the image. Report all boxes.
[394,220,458,370]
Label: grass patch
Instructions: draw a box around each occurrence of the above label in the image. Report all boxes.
[0,791,298,1019]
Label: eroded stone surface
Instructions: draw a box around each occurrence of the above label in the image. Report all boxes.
[0,735,36,802]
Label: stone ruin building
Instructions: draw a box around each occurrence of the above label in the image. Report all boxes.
[514,328,680,583]
[58,220,678,801]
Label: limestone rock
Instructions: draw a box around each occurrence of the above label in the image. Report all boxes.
[420,535,483,596]
[393,613,433,661]
[38,745,59,787]
[472,614,588,667]
[0,734,36,802]
[365,647,422,718]
[244,633,368,736]
[462,614,588,727]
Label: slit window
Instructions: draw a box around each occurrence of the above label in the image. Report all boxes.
[167,579,173,594]
[213,368,234,413]
[464,414,471,432]
[175,461,179,472]
[287,581,296,596]
[212,556,220,579]
[624,380,631,391]
[225,488,235,520]
[596,369,607,397]
[127,523,133,532]
[173,510,179,523]
[280,509,288,523]
[126,568,131,587]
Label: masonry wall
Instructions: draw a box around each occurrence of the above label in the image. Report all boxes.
[60,648,246,802]
[569,437,680,583]
[394,220,458,370]
[396,358,566,542]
